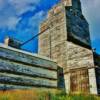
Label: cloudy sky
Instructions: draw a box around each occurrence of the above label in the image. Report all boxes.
[0,0,100,54]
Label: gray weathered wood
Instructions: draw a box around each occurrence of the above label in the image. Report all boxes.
[0,44,58,90]
[0,59,57,80]
[0,46,57,70]
[0,73,57,88]
[0,84,32,90]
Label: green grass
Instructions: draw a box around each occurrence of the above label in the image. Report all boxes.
[0,90,99,100]
[44,90,99,100]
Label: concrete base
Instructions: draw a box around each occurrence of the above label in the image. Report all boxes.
[64,73,70,93]
[88,68,98,94]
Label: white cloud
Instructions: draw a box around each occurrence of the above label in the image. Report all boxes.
[0,0,41,30]
[30,11,45,22]
[81,0,100,41]
[0,16,20,30]
[81,0,100,21]
[0,0,5,9]
[9,0,40,5]
[0,1,17,30]
[9,0,40,15]
[27,10,45,33]
[13,10,46,40]
[6,17,21,30]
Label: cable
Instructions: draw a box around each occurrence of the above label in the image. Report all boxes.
[20,27,49,47]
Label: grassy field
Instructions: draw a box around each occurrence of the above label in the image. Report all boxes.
[0,89,99,100]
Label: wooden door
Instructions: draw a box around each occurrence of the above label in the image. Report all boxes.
[70,69,89,93]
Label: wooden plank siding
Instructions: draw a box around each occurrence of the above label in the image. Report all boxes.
[0,44,58,90]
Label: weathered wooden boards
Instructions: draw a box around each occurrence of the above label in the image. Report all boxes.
[66,42,94,71]
[39,3,67,69]
[64,41,95,93]
[38,0,99,94]
[0,44,58,90]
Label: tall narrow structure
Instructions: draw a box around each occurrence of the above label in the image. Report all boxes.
[39,0,99,94]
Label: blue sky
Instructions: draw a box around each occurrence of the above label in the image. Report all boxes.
[0,0,100,54]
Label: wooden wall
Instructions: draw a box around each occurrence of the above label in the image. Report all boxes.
[0,44,58,90]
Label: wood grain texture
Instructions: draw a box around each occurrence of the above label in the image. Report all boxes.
[0,73,57,88]
[0,59,57,80]
[0,45,58,89]
[0,47,57,70]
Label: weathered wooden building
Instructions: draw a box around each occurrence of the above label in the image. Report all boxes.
[39,0,100,94]
[0,43,58,90]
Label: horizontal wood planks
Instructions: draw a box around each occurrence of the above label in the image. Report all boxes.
[0,44,58,90]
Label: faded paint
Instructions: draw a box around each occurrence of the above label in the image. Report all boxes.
[0,44,58,90]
